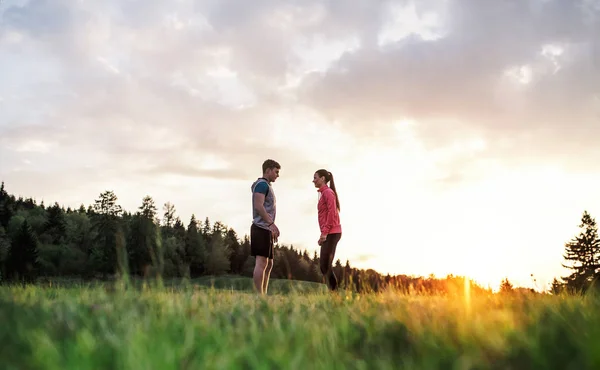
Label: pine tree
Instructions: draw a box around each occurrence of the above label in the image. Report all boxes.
[44,202,67,244]
[115,226,129,284]
[202,217,211,238]
[334,259,343,285]
[561,211,600,292]
[204,231,230,276]
[237,235,251,274]
[550,277,564,295]
[139,195,157,220]
[224,228,241,273]
[185,215,205,277]
[162,202,176,228]
[91,190,123,275]
[127,216,151,275]
[127,196,160,276]
[6,220,40,283]
[172,217,186,242]
[499,277,513,293]
[0,226,10,281]
[0,182,14,229]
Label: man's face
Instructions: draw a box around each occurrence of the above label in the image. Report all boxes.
[266,167,280,182]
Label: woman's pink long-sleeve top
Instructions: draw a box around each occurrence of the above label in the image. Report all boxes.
[318,184,342,235]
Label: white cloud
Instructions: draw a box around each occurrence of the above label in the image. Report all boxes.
[377,0,449,47]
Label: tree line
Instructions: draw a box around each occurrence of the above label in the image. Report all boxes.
[0,181,598,295]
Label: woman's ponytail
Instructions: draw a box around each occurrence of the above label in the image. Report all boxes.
[327,172,340,212]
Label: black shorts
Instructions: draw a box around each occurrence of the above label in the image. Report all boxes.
[250,223,274,259]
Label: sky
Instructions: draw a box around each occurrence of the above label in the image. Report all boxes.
[1,0,599,291]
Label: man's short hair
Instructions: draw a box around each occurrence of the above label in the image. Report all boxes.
[262,159,281,173]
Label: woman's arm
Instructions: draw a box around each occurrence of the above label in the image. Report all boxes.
[321,190,337,237]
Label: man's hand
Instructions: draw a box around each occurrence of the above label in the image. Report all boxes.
[269,223,280,241]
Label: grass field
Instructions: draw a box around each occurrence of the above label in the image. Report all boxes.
[1,277,599,370]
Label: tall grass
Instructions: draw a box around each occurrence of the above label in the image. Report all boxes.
[1,279,599,369]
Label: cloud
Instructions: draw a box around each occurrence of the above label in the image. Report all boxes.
[297,0,600,173]
[2,0,362,185]
[1,0,596,177]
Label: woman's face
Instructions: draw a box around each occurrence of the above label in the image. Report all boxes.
[313,172,325,188]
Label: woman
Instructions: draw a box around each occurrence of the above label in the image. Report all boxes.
[313,169,342,291]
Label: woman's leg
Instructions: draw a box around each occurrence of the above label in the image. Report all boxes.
[320,233,341,290]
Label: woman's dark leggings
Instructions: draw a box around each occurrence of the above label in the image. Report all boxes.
[320,233,341,291]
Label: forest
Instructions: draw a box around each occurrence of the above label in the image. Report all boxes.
[0,181,598,295]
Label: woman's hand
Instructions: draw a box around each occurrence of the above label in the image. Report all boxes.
[318,234,327,245]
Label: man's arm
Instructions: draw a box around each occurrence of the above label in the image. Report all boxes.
[253,192,273,225]
[253,181,279,239]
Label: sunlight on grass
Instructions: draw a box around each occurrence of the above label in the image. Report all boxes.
[1,281,599,369]
[464,277,472,316]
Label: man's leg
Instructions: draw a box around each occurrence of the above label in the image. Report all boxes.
[251,223,272,295]
[253,256,268,294]
[262,235,275,294]
[262,258,274,294]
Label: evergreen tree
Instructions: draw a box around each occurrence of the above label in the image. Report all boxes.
[550,277,565,295]
[91,190,123,276]
[561,211,600,292]
[127,196,159,276]
[7,215,25,240]
[162,202,176,228]
[499,277,513,293]
[307,251,321,282]
[202,217,211,237]
[93,190,122,217]
[212,221,226,239]
[44,202,67,244]
[162,230,185,277]
[204,231,230,275]
[242,255,256,277]
[65,211,94,254]
[0,226,10,281]
[225,228,241,273]
[0,182,14,228]
[173,217,185,238]
[140,195,157,220]
[6,220,40,283]
[127,216,151,275]
[171,217,187,275]
[185,215,205,277]
[344,260,353,289]
[115,226,129,282]
[237,235,251,274]
[334,259,343,285]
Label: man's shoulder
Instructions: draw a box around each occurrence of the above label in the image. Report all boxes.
[253,180,269,194]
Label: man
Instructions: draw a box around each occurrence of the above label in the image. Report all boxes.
[250,159,280,295]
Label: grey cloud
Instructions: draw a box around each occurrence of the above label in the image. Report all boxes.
[2,0,73,36]
[297,0,599,177]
